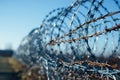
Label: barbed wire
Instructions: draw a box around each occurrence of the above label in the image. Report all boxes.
[16,0,120,80]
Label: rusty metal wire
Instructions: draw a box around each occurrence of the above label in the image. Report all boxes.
[40,0,120,59]
[16,0,120,80]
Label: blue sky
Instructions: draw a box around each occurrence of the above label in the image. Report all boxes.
[0,0,74,50]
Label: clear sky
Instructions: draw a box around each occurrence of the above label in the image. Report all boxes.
[0,0,74,50]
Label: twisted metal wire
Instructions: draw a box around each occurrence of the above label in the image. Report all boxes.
[16,0,120,80]
[40,0,120,60]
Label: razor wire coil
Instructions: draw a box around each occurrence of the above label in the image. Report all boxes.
[16,0,120,80]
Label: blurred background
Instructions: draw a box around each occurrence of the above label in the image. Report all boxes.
[0,0,74,80]
[0,0,74,50]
